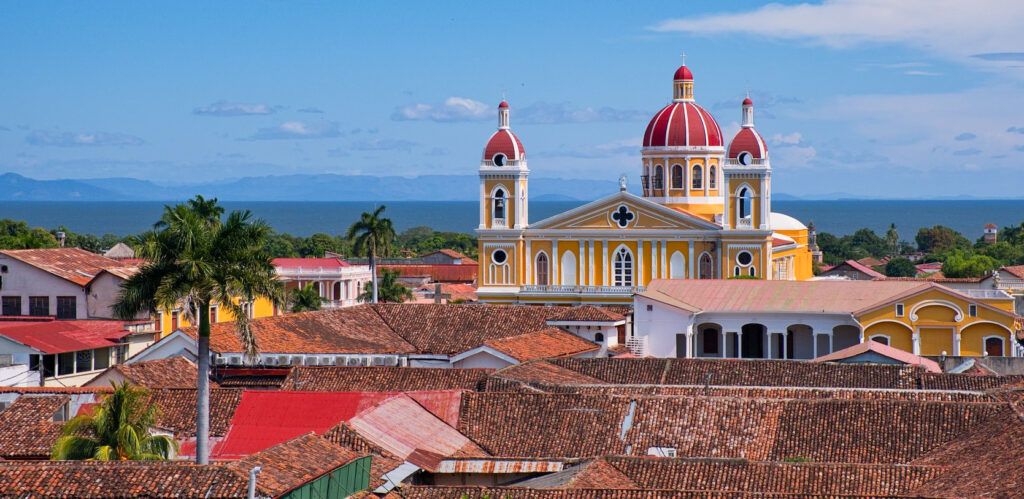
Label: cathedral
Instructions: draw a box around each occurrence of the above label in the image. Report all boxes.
[476,61,816,305]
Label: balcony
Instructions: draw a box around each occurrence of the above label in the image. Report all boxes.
[321,298,360,309]
[519,285,646,297]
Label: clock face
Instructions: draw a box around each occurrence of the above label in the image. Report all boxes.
[493,153,506,166]
[738,152,752,166]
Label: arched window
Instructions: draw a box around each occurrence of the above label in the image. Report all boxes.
[671,165,683,189]
[708,165,717,189]
[333,282,342,300]
[738,187,752,220]
[699,253,713,279]
[870,335,889,346]
[561,251,577,286]
[488,249,510,284]
[985,337,1005,356]
[733,266,741,277]
[669,251,685,279]
[654,165,664,189]
[642,164,650,191]
[535,252,549,286]
[702,327,720,354]
[613,247,633,286]
[493,189,505,221]
[691,165,702,189]
[595,332,605,343]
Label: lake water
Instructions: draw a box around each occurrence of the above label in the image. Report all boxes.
[0,200,1021,239]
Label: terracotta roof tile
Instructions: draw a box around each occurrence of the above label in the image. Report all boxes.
[280,366,492,391]
[379,264,477,282]
[569,457,942,496]
[1002,265,1024,279]
[0,248,137,286]
[812,341,942,373]
[399,486,858,498]
[548,306,626,323]
[148,388,243,438]
[457,392,1000,462]
[103,357,202,388]
[484,327,599,362]
[0,395,67,458]
[190,305,416,355]
[0,461,249,498]
[228,432,365,497]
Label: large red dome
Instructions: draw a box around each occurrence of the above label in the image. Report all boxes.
[642,102,723,148]
[483,129,524,161]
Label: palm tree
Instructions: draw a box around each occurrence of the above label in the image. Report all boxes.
[346,206,396,304]
[290,282,326,312]
[114,196,283,464]
[359,268,412,303]
[52,381,177,461]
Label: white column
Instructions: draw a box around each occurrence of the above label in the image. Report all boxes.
[953,330,961,356]
[637,241,645,286]
[588,240,595,286]
[782,331,788,360]
[721,331,728,358]
[525,240,532,285]
[660,240,667,279]
[827,333,834,355]
[651,240,658,281]
[688,243,695,279]
[684,323,694,358]
[812,332,818,358]
[912,331,921,355]
[578,240,585,285]
[479,178,487,228]
[598,240,606,286]
[552,240,559,285]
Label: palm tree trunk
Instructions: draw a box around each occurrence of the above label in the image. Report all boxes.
[370,252,378,304]
[195,302,211,465]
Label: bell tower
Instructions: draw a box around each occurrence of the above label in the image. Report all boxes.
[478,101,529,230]
[723,97,771,230]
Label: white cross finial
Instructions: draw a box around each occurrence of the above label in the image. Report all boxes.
[681,52,686,65]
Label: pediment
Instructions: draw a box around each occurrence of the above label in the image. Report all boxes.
[530,191,719,231]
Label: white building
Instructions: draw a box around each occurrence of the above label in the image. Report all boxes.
[273,257,372,309]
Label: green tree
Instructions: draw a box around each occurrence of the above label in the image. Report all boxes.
[884,223,900,257]
[884,257,917,277]
[359,268,411,303]
[346,206,396,304]
[113,196,283,464]
[51,381,177,461]
[916,225,970,253]
[942,251,998,278]
[290,282,326,312]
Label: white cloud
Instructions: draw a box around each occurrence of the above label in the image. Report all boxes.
[391,97,491,122]
[769,132,803,146]
[194,101,275,116]
[26,130,144,147]
[649,0,1024,65]
[248,120,341,140]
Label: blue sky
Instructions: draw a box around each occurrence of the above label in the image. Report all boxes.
[2,1,1024,198]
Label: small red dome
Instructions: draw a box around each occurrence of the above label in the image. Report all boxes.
[674,65,693,81]
[742,97,753,106]
[642,102,723,148]
[728,127,768,160]
[498,101,509,109]
[484,129,524,162]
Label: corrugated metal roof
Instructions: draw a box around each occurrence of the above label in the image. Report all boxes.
[0,320,133,354]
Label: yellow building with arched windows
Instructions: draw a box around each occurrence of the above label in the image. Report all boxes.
[476,61,817,305]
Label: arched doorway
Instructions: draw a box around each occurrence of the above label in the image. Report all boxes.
[740,323,765,358]
[696,323,722,357]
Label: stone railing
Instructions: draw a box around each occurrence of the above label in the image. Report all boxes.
[519,285,646,296]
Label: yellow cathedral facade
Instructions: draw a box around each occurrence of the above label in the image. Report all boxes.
[476,61,816,305]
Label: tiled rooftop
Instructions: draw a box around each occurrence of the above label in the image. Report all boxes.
[280,366,493,391]
[0,395,67,458]
[102,357,201,388]
[483,327,599,362]
[547,305,626,323]
[0,461,249,498]
[0,248,137,286]
[148,388,243,438]
[457,392,1001,462]
[227,432,364,497]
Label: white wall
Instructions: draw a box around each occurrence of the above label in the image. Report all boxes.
[451,350,515,370]
[87,272,138,319]
[0,364,40,387]
[633,295,695,357]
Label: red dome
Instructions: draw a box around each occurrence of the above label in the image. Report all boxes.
[742,97,753,106]
[642,102,723,148]
[498,100,509,109]
[484,129,524,161]
[728,127,767,160]
[674,65,693,80]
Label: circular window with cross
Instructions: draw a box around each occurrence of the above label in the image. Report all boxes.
[611,205,635,228]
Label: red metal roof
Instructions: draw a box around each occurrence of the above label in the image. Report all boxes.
[498,100,509,109]
[0,320,132,354]
[642,102,723,148]
[742,97,753,106]
[483,129,524,161]
[728,127,768,159]
[379,263,477,283]
[273,257,352,268]
[673,65,693,80]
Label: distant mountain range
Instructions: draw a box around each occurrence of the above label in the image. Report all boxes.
[0,172,1016,202]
